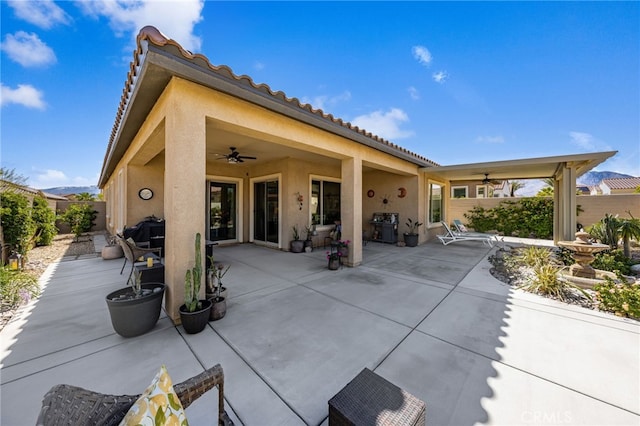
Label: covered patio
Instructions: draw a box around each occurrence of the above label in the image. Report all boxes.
[2,240,638,425]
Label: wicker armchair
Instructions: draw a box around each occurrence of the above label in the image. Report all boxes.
[116,234,163,282]
[36,364,233,425]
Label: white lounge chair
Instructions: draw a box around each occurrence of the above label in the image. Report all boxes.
[453,219,501,240]
[437,221,497,247]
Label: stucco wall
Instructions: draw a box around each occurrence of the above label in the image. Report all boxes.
[449,194,640,232]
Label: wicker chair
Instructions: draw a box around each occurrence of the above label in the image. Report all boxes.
[36,364,234,425]
[116,234,163,282]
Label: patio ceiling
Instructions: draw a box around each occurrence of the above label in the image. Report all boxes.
[421,151,617,182]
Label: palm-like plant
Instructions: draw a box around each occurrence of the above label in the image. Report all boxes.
[618,212,640,258]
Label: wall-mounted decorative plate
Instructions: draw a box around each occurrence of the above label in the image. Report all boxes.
[138,188,153,200]
[367,189,375,198]
[398,187,407,198]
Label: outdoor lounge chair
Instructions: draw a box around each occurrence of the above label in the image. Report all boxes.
[453,219,502,240]
[116,234,163,282]
[36,364,234,425]
[437,221,497,247]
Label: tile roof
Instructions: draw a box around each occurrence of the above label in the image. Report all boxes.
[104,26,438,176]
[601,177,640,190]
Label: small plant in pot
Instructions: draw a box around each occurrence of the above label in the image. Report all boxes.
[105,269,165,337]
[303,225,314,252]
[290,225,304,253]
[207,261,230,321]
[179,233,212,334]
[101,234,124,260]
[404,218,423,247]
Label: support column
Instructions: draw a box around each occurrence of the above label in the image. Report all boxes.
[164,97,207,323]
[341,156,362,266]
[557,164,578,243]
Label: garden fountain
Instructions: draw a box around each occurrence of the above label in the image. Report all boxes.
[557,231,635,288]
[557,231,609,279]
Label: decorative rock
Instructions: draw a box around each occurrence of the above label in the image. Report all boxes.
[631,264,640,275]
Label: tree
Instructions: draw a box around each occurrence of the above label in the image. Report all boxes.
[618,212,640,258]
[536,186,554,197]
[75,192,96,201]
[0,167,28,187]
[509,180,524,197]
[58,204,98,241]
[0,192,35,257]
[31,196,57,246]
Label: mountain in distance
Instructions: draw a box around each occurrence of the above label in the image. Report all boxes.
[41,185,100,196]
[576,171,634,186]
[517,171,635,197]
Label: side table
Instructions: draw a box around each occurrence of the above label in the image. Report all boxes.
[134,260,165,284]
[328,368,426,425]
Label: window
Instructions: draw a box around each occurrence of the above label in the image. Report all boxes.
[451,186,468,198]
[428,183,442,224]
[311,179,341,226]
[476,186,486,198]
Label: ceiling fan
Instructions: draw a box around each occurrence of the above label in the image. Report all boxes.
[481,173,501,185]
[216,147,257,164]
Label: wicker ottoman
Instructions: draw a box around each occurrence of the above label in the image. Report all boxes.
[328,368,426,425]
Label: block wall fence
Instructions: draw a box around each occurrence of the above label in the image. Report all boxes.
[449,194,640,232]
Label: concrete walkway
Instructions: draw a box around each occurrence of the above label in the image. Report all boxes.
[1,239,638,425]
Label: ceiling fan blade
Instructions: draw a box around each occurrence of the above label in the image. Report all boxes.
[237,155,257,160]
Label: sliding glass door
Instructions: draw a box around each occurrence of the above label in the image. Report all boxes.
[254,180,279,244]
[209,181,237,242]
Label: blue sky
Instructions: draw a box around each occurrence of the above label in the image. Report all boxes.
[2,1,639,190]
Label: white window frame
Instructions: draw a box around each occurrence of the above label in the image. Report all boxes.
[451,185,468,199]
[309,175,341,230]
[427,179,445,228]
[476,185,487,198]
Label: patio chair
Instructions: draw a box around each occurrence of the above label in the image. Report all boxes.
[116,234,163,282]
[453,219,501,240]
[36,364,234,426]
[437,221,497,247]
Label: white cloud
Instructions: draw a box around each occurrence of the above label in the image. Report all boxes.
[408,86,420,100]
[77,0,204,51]
[569,131,613,152]
[432,70,448,84]
[1,83,46,109]
[30,169,99,189]
[302,91,351,111]
[412,45,432,66]
[1,31,57,67]
[569,131,595,150]
[351,108,414,140]
[8,0,71,29]
[476,135,505,144]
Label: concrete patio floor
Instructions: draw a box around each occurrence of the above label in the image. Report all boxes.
[1,238,639,425]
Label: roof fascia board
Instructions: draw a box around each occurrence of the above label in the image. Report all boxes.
[146,44,433,168]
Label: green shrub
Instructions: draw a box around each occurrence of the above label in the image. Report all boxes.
[591,250,632,276]
[517,264,589,301]
[58,203,97,240]
[0,192,35,256]
[465,197,554,238]
[31,196,57,246]
[0,266,40,310]
[593,279,640,319]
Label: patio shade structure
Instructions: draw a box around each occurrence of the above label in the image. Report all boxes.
[422,151,617,243]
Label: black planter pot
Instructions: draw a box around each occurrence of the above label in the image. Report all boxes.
[106,283,165,338]
[290,240,304,253]
[404,233,419,247]
[179,299,212,334]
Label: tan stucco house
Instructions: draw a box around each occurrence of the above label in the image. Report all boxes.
[98,26,615,322]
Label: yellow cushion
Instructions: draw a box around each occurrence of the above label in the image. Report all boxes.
[119,365,188,426]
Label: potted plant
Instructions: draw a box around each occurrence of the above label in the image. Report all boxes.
[290,225,304,253]
[327,240,349,270]
[206,255,228,301]
[209,262,230,321]
[404,218,423,247]
[303,225,314,252]
[101,234,124,260]
[105,269,165,337]
[179,233,212,334]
